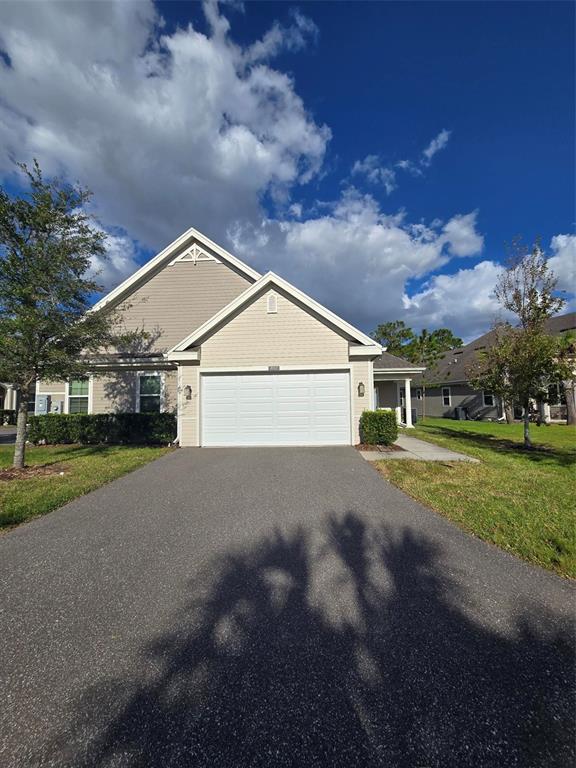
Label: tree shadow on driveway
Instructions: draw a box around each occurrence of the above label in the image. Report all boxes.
[42,511,574,767]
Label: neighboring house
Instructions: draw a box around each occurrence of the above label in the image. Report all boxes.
[35,226,401,447]
[372,351,425,427]
[412,312,576,421]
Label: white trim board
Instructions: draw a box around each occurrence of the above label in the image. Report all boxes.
[169,272,381,354]
[92,226,261,312]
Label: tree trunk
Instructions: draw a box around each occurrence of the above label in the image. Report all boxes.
[522,401,532,449]
[13,386,29,469]
[504,401,514,424]
[564,379,576,426]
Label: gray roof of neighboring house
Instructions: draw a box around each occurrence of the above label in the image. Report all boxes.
[373,350,423,370]
[412,311,576,385]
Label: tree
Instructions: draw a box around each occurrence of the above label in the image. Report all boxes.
[403,328,460,421]
[557,330,576,426]
[0,162,132,468]
[468,239,567,448]
[371,320,415,356]
[371,321,462,362]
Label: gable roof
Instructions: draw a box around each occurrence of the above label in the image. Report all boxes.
[373,350,425,371]
[413,311,576,385]
[168,271,381,354]
[92,226,261,312]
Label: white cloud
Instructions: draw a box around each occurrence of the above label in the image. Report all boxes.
[402,261,507,341]
[352,128,452,193]
[548,234,576,294]
[0,0,330,250]
[422,129,451,165]
[351,155,397,194]
[229,190,484,333]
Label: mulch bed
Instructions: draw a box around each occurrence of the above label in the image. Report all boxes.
[355,443,406,453]
[0,464,67,482]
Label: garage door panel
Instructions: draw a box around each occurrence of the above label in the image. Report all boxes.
[202,371,351,446]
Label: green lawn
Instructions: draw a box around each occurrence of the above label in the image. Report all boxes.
[376,418,576,578]
[0,443,171,529]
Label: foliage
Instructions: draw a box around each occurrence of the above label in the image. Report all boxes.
[0,161,141,467]
[377,418,576,578]
[467,239,568,447]
[359,409,398,445]
[371,321,462,365]
[371,320,415,356]
[0,444,170,528]
[27,413,177,446]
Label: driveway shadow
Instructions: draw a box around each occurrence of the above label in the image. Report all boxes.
[40,511,574,767]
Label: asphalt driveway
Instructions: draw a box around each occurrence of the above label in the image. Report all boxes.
[0,447,573,767]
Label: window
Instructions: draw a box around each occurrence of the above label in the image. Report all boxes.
[138,374,162,413]
[442,387,451,407]
[27,382,37,414]
[483,391,495,407]
[68,378,89,414]
[416,389,422,401]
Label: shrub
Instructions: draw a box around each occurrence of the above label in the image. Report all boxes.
[27,413,177,445]
[0,409,16,426]
[359,409,398,445]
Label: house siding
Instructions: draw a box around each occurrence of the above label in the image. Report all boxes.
[112,259,252,353]
[417,383,501,420]
[91,370,177,414]
[199,288,350,368]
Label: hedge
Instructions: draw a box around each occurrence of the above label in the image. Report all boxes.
[359,409,398,445]
[27,413,177,446]
[0,409,16,426]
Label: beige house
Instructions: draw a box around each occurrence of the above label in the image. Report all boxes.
[36,226,419,446]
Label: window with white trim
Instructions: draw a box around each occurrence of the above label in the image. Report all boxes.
[267,293,278,314]
[483,390,495,407]
[138,374,162,413]
[416,388,422,400]
[442,387,451,407]
[68,378,89,414]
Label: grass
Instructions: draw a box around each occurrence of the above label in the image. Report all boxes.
[376,418,576,578]
[0,443,171,529]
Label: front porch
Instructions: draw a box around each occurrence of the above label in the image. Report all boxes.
[373,374,418,428]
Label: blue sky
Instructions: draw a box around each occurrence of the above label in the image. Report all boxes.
[0,0,574,340]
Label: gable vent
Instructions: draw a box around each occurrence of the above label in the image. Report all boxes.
[267,293,278,314]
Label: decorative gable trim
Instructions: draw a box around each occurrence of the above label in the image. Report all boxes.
[169,243,221,266]
[92,226,260,312]
[167,271,381,355]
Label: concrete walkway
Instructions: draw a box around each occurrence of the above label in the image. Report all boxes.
[360,433,479,462]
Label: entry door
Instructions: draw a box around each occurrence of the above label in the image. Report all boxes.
[201,371,351,446]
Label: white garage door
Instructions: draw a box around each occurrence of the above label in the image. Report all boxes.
[202,371,351,446]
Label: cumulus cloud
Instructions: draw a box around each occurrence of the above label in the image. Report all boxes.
[548,234,576,294]
[0,0,329,252]
[229,190,484,333]
[402,261,507,341]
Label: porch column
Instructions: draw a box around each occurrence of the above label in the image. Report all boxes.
[404,378,414,428]
[6,386,16,411]
[539,400,551,424]
[395,381,402,424]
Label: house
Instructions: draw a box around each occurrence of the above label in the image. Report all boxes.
[411,312,576,421]
[35,226,426,447]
